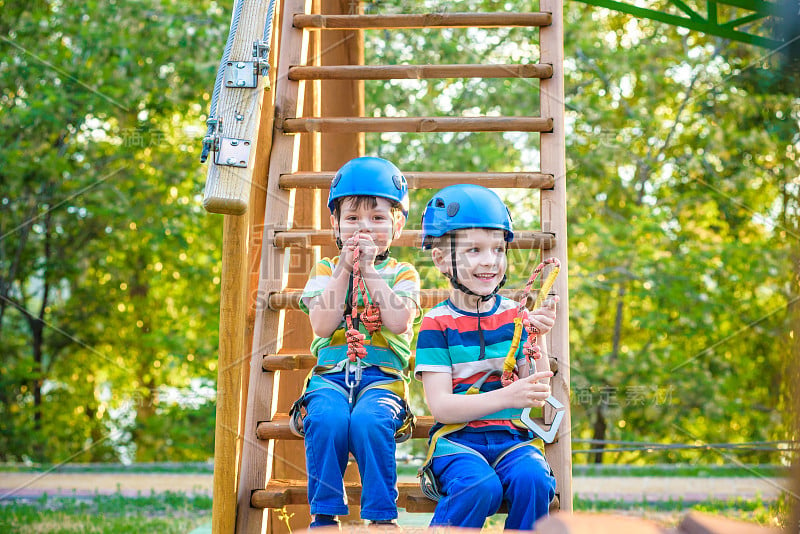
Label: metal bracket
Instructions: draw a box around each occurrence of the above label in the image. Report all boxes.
[520,395,565,444]
[225,61,258,88]
[222,41,272,90]
[214,137,252,168]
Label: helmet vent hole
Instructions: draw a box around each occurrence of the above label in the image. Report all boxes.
[446,202,460,217]
[434,198,445,208]
[392,174,404,190]
[331,173,342,187]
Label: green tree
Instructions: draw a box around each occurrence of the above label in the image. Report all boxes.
[0,0,225,462]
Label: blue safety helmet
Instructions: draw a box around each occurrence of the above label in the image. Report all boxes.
[421,184,514,249]
[327,157,409,217]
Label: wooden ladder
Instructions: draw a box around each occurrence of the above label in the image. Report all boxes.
[203,1,570,532]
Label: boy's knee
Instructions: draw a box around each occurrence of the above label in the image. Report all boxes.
[306,401,349,434]
[350,411,394,441]
[453,474,503,513]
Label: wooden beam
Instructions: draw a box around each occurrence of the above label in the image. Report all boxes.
[293,12,552,29]
[280,171,554,189]
[272,229,555,249]
[540,0,573,513]
[282,116,553,133]
[211,215,248,534]
[289,63,553,80]
[235,0,310,532]
[203,1,275,215]
[251,480,559,514]
[268,288,553,310]
[255,414,555,440]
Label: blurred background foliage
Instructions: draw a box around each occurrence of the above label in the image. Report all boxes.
[1,0,797,466]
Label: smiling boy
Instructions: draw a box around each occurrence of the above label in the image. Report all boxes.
[414,184,557,530]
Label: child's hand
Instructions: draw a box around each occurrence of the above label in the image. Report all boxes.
[339,238,357,272]
[524,296,558,336]
[504,370,553,409]
[354,232,378,265]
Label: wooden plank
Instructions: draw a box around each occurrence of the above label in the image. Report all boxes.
[293,12,552,29]
[236,0,310,533]
[211,215,249,534]
[678,511,781,534]
[262,352,559,373]
[203,0,275,215]
[280,171,554,189]
[289,63,552,80]
[262,353,317,371]
[269,288,552,310]
[266,18,320,532]
[256,414,554,440]
[273,229,554,249]
[540,0,573,513]
[251,481,559,514]
[283,116,553,133]
[535,512,668,534]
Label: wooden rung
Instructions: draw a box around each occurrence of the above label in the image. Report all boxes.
[273,230,554,249]
[288,64,552,81]
[280,171,555,190]
[257,413,553,441]
[269,288,551,311]
[282,117,553,134]
[252,480,434,510]
[262,354,316,371]
[263,351,558,374]
[256,415,431,440]
[252,480,559,513]
[293,12,552,29]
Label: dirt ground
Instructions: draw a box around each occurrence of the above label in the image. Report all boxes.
[0,472,788,502]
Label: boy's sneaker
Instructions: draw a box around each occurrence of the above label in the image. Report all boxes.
[368,520,399,529]
[310,514,340,529]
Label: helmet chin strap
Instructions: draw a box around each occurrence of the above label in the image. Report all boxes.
[446,233,506,302]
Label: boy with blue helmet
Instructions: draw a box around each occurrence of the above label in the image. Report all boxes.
[295,156,420,528]
[415,184,558,530]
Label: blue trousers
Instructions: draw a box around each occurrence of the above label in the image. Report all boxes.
[429,430,556,530]
[302,366,407,521]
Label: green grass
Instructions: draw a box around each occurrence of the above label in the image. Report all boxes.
[0,492,212,534]
[0,462,214,474]
[1,490,787,533]
[571,463,788,478]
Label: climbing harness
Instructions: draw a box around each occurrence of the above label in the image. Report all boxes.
[501,257,561,386]
[288,363,416,443]
[418,258,565,500]
[417,370,546,500]
[200,0,278,164]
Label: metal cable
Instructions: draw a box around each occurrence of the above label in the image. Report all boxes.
[201,0,279,163]
[201,0,244,163]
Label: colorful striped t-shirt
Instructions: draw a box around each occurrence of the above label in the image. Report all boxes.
[300,256,420,370]
[414,295,528,431]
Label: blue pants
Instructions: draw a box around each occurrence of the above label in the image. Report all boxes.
[429,430,556,530]
[302,366,407,521]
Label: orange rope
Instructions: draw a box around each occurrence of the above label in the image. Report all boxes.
[344,235,382,362]
[501,257,560,386]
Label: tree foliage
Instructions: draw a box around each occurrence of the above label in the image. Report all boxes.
[0,0,225,462]
[1,0,797,466]
[364,0,799,464]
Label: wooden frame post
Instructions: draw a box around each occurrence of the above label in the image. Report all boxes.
[540,0,573,512]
